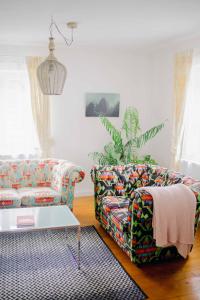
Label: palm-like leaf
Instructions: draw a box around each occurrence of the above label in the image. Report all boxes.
[89,107,165,166]
[104,142,122,162]
[136,123,164,148]
[100,116,123,153]
[122,107,140,139]
[122,107,141,162]
[88,152,107,165]
[124,140,138,161]
[104,142,115,155]
[89,144,121,165]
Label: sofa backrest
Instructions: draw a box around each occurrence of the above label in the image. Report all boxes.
[91,164,200,199]
[0,159,59,189]
[92,164,151,199]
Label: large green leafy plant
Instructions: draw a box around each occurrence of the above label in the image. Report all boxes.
[89,106,164,165]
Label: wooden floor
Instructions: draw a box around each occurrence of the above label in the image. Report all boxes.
[74,196,200,300]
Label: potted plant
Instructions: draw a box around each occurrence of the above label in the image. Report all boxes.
[89,106,165,165]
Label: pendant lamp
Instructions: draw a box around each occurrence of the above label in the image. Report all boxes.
[37,18,77,95]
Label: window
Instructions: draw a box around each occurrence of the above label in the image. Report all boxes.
[0,57,40,158]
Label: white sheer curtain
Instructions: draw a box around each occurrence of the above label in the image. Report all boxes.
[26,57,51,158]
[179,50,200,179]
[0,56,40,159]
[171,50,193,169]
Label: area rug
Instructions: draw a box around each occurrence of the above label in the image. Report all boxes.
[0,226,147,300]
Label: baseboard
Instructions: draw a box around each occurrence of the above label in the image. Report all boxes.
[75,189,94,197]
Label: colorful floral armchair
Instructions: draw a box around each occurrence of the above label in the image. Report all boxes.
[91,164,200,265]
[0,159,85,210]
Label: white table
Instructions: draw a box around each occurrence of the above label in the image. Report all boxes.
[0,205,81,269]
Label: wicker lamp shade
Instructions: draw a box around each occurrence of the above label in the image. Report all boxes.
[37,38,67,95]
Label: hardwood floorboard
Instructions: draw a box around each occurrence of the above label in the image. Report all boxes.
[74,196,200,300]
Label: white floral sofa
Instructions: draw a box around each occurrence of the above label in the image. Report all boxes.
[0,159,85,210]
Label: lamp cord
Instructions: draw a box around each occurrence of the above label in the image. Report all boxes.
[49,16,74,46]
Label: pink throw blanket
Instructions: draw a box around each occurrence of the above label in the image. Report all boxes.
[137,184,196,258]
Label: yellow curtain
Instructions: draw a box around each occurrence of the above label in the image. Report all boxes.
[171,50,193,169]
[26,57,51,158]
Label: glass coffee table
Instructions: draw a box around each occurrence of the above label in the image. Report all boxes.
[0,205,81,269]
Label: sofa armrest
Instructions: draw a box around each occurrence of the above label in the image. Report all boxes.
[128,189,154,226]
[128,187,200,247]
[190,183,200,228]
[51,161,85,208]
[194,192,200,229]
[91,165,97,183]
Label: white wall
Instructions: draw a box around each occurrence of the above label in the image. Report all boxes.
[0,44,171,196]
[50,47,170,196]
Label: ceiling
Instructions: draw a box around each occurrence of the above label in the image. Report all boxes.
[1,0,200,49]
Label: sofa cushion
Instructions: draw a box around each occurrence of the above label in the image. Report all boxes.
[110,208,129,232]
[93,164,150,200]
[182,176,200,186]
[0,159,59,189]
[18,187,61,206]
[166,170,183,185]
[190,182,200,193]
[100,196,129,232]
[148,165,168,186]
[102,196,130,213]
[0,188,21,208]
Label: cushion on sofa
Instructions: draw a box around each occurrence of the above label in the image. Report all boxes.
[0,188,21,208]
[147,165,168,186]
[101,196,129,232]
[0,159,59,189]
[93,164,151,200]
[101,196,130,212]
[190,182,200,193]
[110,208,129,232]
[18,187,61,206]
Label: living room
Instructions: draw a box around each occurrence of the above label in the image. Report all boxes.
[0,1,200,299]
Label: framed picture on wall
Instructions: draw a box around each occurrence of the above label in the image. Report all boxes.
[85,93,120,117]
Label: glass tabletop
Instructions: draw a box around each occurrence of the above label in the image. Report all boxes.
[0,205,80,232]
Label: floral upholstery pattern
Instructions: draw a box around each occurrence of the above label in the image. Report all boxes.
[91,164,200,265]
[110,208,129,232]
[100,197,129,232]
[0,159,85,209]
[0,159,57,189]
[102,196,129,212]
[0,188,21,208]
[18,187,61,206]
[51,161,85,208]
